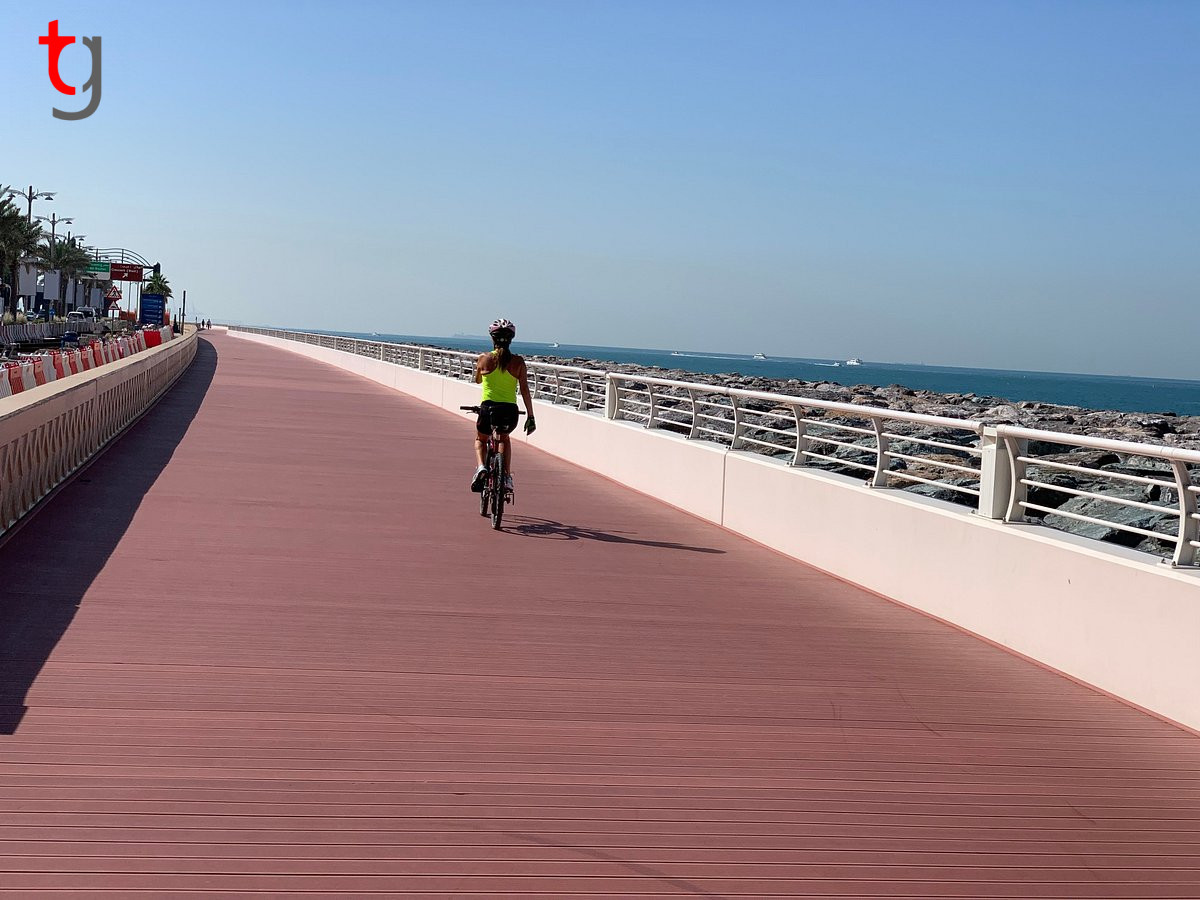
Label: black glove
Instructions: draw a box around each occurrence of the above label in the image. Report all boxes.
[523,415,537,435]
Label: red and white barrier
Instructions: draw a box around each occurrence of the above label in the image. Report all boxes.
[0,328,180,402]
[5,364,23,395]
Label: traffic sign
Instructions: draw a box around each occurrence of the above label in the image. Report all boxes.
[139,292,164,326]
[105,285,122,301]
[85,261,110,278]
[110,263,144,282]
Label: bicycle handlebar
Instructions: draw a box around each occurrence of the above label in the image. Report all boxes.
[459,406,524,415]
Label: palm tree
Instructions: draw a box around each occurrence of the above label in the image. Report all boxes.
[142,271,172,300]
[0,199,43,316]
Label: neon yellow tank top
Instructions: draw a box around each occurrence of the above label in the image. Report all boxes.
[481,354,518,404]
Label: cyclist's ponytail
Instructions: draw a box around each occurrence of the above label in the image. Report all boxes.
[496,345,512,370]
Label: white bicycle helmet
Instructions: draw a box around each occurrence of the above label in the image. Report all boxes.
[489,318,516,340]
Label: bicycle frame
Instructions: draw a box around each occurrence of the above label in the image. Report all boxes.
[461,405,521,530]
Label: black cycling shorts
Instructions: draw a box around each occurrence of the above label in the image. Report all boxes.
[477,401,519,435]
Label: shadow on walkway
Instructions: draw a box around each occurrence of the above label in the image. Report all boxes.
[507,514,725,554]
[0,337,217,734]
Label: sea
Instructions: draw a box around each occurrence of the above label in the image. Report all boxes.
[329,331,1200,417]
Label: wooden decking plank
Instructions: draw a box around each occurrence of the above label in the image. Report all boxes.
[0,333,1198,895]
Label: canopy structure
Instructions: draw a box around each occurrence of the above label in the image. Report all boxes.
[91,247,156,268]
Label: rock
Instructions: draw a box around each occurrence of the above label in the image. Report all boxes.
[1023,472,1081,514]
[1042,489,1175,548]
[978,404,1031,424]
[1138,418,1176,437]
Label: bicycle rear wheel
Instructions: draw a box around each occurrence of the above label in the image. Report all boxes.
[489,455,505,530]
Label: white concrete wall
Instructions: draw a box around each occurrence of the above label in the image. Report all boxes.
[230,330,1200,732]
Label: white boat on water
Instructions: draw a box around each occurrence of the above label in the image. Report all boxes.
[670,351,684,356]
[549,342,560,348]
[845,357,863,366]
[752,352,767,360]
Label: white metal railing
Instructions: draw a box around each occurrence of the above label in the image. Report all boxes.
[995,426,1200,568]
[238,328,610,411]
[231,327,1200,567]
[609,372,986,502]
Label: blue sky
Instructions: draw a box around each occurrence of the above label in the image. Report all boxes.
[4,0,1197,377]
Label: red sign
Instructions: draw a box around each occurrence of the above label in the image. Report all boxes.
[104,285,122,300]
[109,263,144,281]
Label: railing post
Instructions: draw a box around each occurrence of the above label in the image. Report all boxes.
[606,375,619,420]
[869,419,891,487]
[1170,461,1198,567]
[789,403,808,467]
[418,348,426,371]
[977,425,1012,519]
[1001,433,1029,522]
[577,374,587,411]
[687,388,700,439]
[731,396,746,449]
[646,384,658,429]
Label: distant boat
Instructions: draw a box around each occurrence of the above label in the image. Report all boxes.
[670,351,684,356]
[549,341,560,348]
[845,357,863,366]
[752,352,767,360]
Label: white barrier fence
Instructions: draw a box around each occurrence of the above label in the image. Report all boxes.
[235,327,1200,568]
[0,327,195,539]
[0,320,110,346]
[259,330,611,412]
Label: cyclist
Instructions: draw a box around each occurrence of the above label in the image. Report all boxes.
[470,318,536,492]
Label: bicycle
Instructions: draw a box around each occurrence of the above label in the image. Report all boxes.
[460,405,524,530]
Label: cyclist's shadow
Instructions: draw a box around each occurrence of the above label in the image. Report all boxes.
[506,515,725,554]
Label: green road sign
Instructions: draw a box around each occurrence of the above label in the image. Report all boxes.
[85,261,111,277]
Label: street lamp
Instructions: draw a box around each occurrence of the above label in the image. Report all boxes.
[36,213,74,254]
[65,235,88,310]
[36,214,73,317]
[4,185,56,222]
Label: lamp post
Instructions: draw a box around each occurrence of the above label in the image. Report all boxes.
[65,234,87,310]
[36,214,73,317]
[36,213,74,254]
[4,185,56,222]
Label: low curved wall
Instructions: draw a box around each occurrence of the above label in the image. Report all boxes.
[0,328,198,538]
[230,330,1200,732]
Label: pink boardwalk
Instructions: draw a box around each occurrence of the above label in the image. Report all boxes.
[1,332,1198,897]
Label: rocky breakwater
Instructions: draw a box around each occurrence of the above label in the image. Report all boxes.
[532,354,1199,561]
